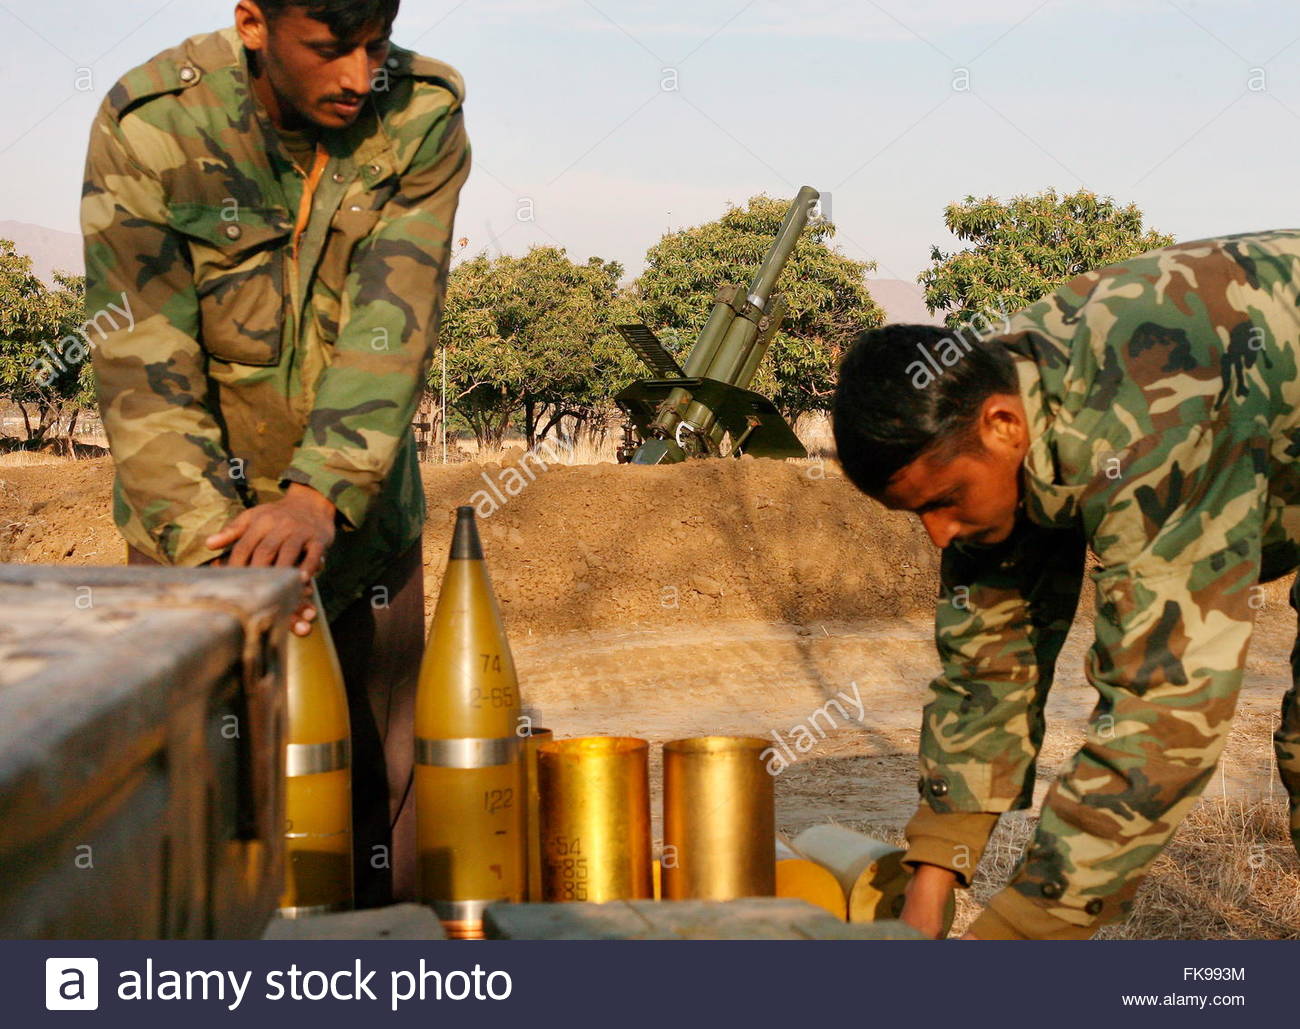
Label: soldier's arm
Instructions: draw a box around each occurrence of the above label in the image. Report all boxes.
[281,93,471,529]
[902,521,1087,889]
[81,101,247,567]
[970,418,1268,940]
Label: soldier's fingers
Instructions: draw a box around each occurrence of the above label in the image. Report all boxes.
[301,539,327,580]
[290,590,320,637]
[227,517,273,568]
[273,534,309,570]
[249,528,294,568]
[205,511,251,550]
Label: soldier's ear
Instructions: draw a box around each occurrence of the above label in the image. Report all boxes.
[235,0,270,51]
[979,393,1028,455]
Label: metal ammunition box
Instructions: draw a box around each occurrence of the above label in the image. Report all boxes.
[0,565,299,939]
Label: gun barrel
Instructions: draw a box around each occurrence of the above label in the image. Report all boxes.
[681,287,741,378]
[647,286,744,447]
[743,185,820,313]
[699,187,819,388]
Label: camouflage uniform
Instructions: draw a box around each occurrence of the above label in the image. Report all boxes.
[81,27,470,620]
[901,229,1300,939]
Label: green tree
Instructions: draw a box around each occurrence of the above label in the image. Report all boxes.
[633,194,883,418]
[919,189,1174,327]
[0,240,91,451]
[439,246,636,450]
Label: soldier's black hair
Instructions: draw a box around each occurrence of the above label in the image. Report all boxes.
[832,323,1019,497]
[259,0,400,40]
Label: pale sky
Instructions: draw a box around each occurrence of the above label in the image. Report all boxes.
[0,0,1297,282]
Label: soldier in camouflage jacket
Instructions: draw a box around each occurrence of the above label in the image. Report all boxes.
[833,229,1300,939]
[82,7,468,621]
[81,0,469,907]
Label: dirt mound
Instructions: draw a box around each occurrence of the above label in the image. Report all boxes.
[0,455,942,633]
[0,459,121,565]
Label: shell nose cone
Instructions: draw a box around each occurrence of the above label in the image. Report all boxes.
[451,506,485,559]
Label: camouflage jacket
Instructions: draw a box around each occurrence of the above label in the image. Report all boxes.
[903,229,1300,939]
[81,28,470,619]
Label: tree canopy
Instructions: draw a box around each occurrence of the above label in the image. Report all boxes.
[919,189,1174,327]
[0,240,90,448]
[439,246,637,448]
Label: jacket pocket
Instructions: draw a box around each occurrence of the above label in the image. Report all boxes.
[168,204,293,367]
[311,207,383,342]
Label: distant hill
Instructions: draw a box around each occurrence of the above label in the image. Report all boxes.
[866,277,945,326]
[0,221,83,284]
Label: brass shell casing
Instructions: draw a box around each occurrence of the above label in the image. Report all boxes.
[793,824,954,930]
[662,736,775,900]
[279,585,353,917]
[538,737,652,902]
[415,508,526,938]
[775,836,846,919]
[521,727,553,901]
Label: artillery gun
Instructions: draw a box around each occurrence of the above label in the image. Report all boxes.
[615,186,821,465]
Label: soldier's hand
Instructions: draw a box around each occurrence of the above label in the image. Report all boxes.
[207,557,322,638]
[900,863,958,939]
[290,582,320,639]
[205,483,337,582]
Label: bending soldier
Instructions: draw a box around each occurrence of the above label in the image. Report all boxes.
[834,229,1300,939]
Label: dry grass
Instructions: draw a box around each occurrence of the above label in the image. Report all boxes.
[439,412,839,469]
[530,438,615,467]
[0,451,75,468]
[1106,797,1299,939]
[849,797,1299,940]
[463,438,617,467]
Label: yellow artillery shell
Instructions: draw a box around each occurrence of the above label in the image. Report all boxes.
[793,824,955,931]
[415,507,525,938]
[775,835,846,919]
[279,583,353,917]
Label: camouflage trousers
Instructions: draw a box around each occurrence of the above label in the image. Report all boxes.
[1281,577,1300,854]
